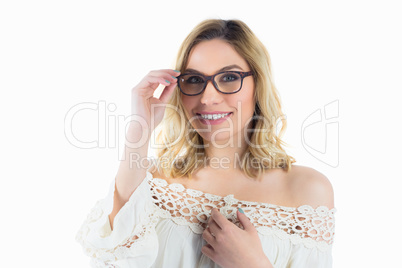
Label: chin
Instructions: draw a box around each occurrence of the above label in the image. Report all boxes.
[198,132,235,145]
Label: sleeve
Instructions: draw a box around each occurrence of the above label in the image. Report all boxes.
[75,171,160,268]
[285,206,336,268]
[286,243,333,268]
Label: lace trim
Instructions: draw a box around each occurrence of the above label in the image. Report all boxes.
[75,196,160,264]
[77,172,336,264]
[149,176,336,252]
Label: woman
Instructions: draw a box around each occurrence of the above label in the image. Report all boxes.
[76,19,336,268]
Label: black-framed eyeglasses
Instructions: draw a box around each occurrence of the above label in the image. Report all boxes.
[177,71,253,96]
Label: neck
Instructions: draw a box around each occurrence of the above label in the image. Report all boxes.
[202,133,249,171]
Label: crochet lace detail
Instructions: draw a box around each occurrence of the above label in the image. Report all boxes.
[149,177,336,252]
[75,184,160,265]
[76,173,336,264]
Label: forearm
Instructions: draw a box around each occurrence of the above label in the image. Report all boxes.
[109,124,151,229]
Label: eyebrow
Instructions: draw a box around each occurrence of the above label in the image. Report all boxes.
[184,64,244,74]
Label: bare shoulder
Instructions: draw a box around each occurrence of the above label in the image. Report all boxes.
[147,161,164,178]
[287,164,335,209]
[147,160,172,181]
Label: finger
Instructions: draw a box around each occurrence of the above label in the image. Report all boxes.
[201,244,215,259]
[144,75,172,88]
[149,73,178,85]
[134,76,172,98]
[237,208,254,231]
[148,69,181,83]
[133,69,180,96]
[210,208,229,229]
[158,82,177,103]
[202,227,216,243]
[208,219,221,236]
[148,69,181,77]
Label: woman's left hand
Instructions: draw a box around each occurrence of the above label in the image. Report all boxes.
[202,208,273,268]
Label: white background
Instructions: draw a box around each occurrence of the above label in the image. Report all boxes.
[1,0,401,267]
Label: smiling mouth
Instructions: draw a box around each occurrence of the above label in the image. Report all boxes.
[196,112,233,120]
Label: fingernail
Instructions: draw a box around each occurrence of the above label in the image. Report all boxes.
[238,208,244,214]
[165,79,170,84]
[171,75,177,79]
[174,70,180,73]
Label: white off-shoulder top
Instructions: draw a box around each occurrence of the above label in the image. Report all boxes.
[76,170,336,268]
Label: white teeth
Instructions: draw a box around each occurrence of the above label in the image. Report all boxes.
[199,113,230,120]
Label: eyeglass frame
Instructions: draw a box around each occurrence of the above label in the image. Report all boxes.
[177,70,254,96]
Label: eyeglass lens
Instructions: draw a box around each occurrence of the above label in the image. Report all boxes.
[179,72,243,95]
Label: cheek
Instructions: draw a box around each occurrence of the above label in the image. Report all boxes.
[181,96,196,119]
[238,91,256,128]
[239,89,255,114]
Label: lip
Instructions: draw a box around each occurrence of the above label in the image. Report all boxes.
[196,111,232,115]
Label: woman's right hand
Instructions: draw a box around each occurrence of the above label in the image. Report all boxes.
[130,69,180,135]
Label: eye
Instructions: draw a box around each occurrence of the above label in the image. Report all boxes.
[185,75,205,84]
[220,73,240,83]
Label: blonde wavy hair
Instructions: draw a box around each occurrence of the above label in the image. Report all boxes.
[154,19,296,180]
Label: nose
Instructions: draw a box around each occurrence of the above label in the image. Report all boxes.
[200,80,223,105]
